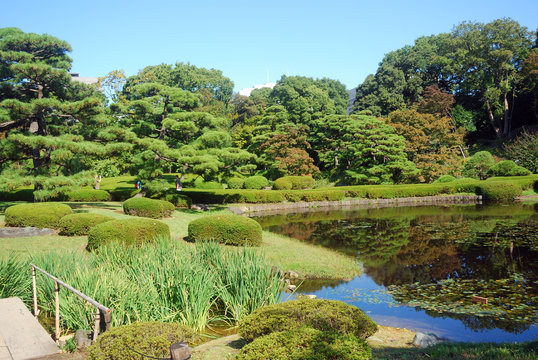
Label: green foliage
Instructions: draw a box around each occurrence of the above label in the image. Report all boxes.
[188,214,262,246]
[58,213,115,236]
[87,219,170,250]
[87,321,198,360]
[108,187,140,201]
[226,177,245,189]
[0,189,34,201]
[281,190,345,202]
[62,189,110,202]
[239,298,378,342]
[4,203,72,228]
[275,176,315,190]
[476,182,522,202]
[504,131,538,173]
[194,180,223,189]
[236,328,372,360]
[123,197,175,219]
[0,256,32,304]
[462,151,495,179]
[487,160,519,177]
[433,175,457,183]
[244,175,269,189]
[509,166,532,176]
[273,177,293,190]
[160,193,192,208]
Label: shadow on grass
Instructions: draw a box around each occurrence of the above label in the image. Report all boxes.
[175,205,228,214]
[66,202,121,210]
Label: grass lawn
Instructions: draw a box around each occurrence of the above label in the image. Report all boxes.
[0,201,361,279]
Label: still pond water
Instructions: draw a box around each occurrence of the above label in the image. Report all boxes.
[254,202,538,342]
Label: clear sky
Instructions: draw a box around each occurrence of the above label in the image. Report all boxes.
[1,0,537,91]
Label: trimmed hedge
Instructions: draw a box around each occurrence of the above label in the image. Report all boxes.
[239,298,378,342]
[123,197,175,219]
[244,176,269,190]
[0,189,34,201]
[161,193,192,208]
[433,175,456,183]
[87,322,198,360]
[509,166,532,176]
[4,203,73,229]
[226,177,245,189]
[194,181,223,189]
[188,214,262,246]
[476,182,522,202]
[274,176,315,190]
[236,328,371,360]
[62,189,110,202]
[58,213,115,236]
[87,218,170,250]
[109,187,140,201]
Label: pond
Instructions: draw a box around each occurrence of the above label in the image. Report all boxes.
[253,201,538,342]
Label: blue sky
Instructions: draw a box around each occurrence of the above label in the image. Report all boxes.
[2,0,537,91]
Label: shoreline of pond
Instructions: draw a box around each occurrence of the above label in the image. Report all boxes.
[229,194,483,215]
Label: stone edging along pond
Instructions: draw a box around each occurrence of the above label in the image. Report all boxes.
[229,194,483,215]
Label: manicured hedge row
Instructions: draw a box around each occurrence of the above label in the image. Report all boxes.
[274,176,315,190]
[0,189,35,201]
[108,187,140,201]
[62,189,111,202]
[188,214,262,246]
[58,213,115,236]
[123,197,175,219]
[87,218,170,250]
[476,182,522,202]
[239,298,378,342]
[4,203,73,229]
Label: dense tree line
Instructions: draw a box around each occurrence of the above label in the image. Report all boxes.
[0,19,536,197]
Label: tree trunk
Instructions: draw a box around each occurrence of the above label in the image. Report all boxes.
[502,91,510,136]
[485,100,501,137]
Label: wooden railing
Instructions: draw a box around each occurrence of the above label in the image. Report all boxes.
[30,263,112,342]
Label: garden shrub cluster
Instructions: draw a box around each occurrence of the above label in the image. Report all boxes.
[244,175,269,189]
[487,160,531,177]
[236,327,371,360]
[108,187,140,201]
[87,218,170,250]
[239,298,378,342]
[274,176,315,190]
[194,180,223,189]
[0,189,34,201]
[87,321,198,360]
[433,175,456,183]
[188,214,262,246]
[461,151,495,179]
[476,182,522,202]
[4,203,72,229]
[160,193,192,208]
[123,197,175,218]
[62,189,110,202]
[226,177,245,189]
[58,213,115,236]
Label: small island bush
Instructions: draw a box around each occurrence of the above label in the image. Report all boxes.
[87,321,198,360]
[273,177,293,190]
[476,182,522,202]
[461,151,495,179]
[87,218,170,250]
[62,189,110,202]
[244,176,269,190]
[487,160,517,177]
[433,175,456,183]
[239,298,377,342]
[226,177,245,189]
[123,197,175,218]
[58,213,115,236]
[236,328,371,360]
[509,165,532,176]
[5,203,72,229]
[188,214,262,246]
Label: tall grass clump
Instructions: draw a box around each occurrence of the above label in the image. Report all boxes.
[0,256,32,304]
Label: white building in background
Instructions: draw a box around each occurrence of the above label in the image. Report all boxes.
[70,73,99,85]
[238,82,277,97]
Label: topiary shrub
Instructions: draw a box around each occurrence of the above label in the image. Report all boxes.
[123,197,175,219]
[476,182,522,202]
[239,298,377,342]
[461,151,495,179]
[274,176,315,190]
[58,213,115,236]
[194,181,223,189]
[188,214,262,246]
[109,187,140,201]
[161,193,192,208]
[62,189,111,202]
[87,218,170,250]
[5,203,72,229]
[244,176,269,190]
[273,178,293,190]
[487,160,517,177]
[0,189,35,201]
[509,165,532,176]
[226,177,245,189]
[87,321,198,360]
[433,175,456,183]
[236,328,371,360]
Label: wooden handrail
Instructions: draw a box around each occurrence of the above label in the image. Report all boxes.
[30,263,112,342]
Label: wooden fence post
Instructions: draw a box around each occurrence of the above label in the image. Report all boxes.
[55,281,60,342]
[32,266,38,318]
[93,307,100,341]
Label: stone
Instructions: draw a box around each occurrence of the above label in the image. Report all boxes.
[0,227,56,238]
[74,329,92,349]
[271,266,283,277]
[412,332,444,348]
[170,342,192,360]
[191,203,210,211]
[284,270,299,280]
[304,294,317,299]
[287,285,297,292]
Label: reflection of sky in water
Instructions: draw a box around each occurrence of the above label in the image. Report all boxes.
[293,273,538,342]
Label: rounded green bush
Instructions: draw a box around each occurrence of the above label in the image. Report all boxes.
[433,175,456,184]
[487,160,517,177]
[274,176,315,190]
[508,165,532,176]
[239,298,378,342]
[244,176,269,190]
[188,214,262,246]
[63,189,110,202]
[87,218,170,250]
[87,321,198,360]
[123,197,175,219]
[273,178,293,190]
[476,182,522,202]
[461,151,495,179]
[236,328,371,360]
[226,177,245,189]
[58,213,115,236]
[5,203,72,229]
